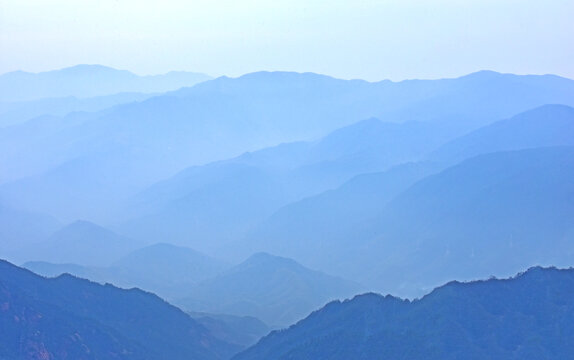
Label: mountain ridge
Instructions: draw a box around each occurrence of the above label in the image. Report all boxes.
[0,259,240,360]
[234,266,574,360]
[0,64,211,102]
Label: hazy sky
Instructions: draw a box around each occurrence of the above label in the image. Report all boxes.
[1,0,573,81]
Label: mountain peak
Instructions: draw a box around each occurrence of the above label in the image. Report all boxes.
[236,71,336,82]
[459,70,505,80]
[41,64,136,78]
[59,64,121,72]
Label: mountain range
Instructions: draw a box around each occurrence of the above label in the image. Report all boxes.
[231,104,574,281]
[6,102,574,299]
[1,65,573,359]
[242,146,574,296]
[98,104,574,256]
[117,118,455,252]
[3,101,573,300]
[1,70,573,225]
[359,146,574,295]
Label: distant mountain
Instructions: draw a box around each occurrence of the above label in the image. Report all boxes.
[171,70,574,133]
[0,92,154,128]
[431,104,574,163]
[189,312,271,348]
[23,243,228,300]
[175,253,362,327]
[110,243,229,297]
[237,106,574,290]
[117,163,289,252]
[24,220,141,266]
[0,65,211,102]
[356,146,574,295]
[118,118,453,252]
[0,110,99,184]
[234,267,574,360]
[1,71,573,224]
[0,259,239,360]
[23,261,98,279]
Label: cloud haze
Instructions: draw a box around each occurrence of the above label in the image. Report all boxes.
[1,1,573,79]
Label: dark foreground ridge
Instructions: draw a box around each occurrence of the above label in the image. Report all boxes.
[234,266,574,360]
[0,259,240,360]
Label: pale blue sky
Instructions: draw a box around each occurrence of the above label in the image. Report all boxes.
[1,0,573,80]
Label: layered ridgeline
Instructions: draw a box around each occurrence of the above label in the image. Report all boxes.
[9,105,574,301]
[115,104,574,253]
[240,106,574,294]
[118,118,454,252]
[24,243,229,300]
[24,251,359,328]
[0,65,211,102]
[0,92,154,128]
[0,260,239,360]
[1,71,573,224]
[244,146,574,296]
[234,267,574,360]
[233,161,442,265]
[0,65,210,127]
[358,146,574,295]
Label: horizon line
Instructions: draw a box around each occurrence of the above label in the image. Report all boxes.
[2,64,573,83]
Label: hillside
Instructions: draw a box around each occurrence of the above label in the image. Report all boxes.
[431,104,574,163]
[0,260,239,360]
[234,267,574,360]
